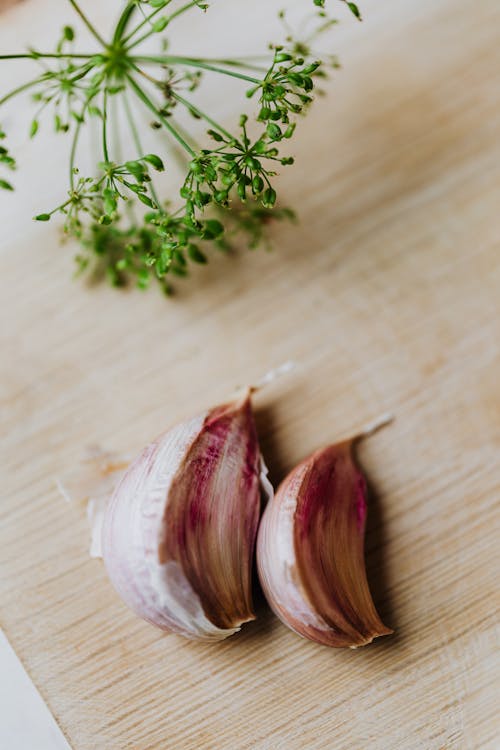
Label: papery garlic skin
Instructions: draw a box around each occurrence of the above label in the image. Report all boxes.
[102,392,261,641]
[257,441,393,647]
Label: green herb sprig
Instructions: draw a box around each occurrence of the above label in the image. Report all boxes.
[0,0,360,293]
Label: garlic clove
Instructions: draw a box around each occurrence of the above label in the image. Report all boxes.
[257,438,393,648]
[102,390,261,641]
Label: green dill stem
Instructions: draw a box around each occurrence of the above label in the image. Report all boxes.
[121,91,141,154]
[111,92,123,163]
[126,59,199,160]
[46,176,106,218]
[119,96,138,224]
[122,91,161,207]
[126,1,202,51]
[112,2,138,45]
[133,56,261,84]
[31,96,52,127]
[131,64,159,87]
[121,0,174,46]
[125,73,195,156]
[0,77,46,106]
[171,91,233,142]
[101,88,110,162]
[0,53,95,60]
[67,0,106,47]
[167,117,198,169]
[69,90,98,190]
[68,61,97,84]
[189,58,267,73]
[165,0,205,26]
[47,195,74,216]
[69,120,83,190]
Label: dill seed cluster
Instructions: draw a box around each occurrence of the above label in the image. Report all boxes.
[0,0,361,293]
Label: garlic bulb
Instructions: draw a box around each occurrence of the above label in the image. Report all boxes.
[102,390,261,641]
[257,434,393,647]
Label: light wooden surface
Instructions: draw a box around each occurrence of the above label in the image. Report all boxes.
[1,1,499,748]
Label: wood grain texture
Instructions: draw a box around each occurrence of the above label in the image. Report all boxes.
[1,1,499,748]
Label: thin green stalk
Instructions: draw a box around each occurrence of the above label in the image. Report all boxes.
[171,91,233,142]
[169,57,267,73]
[112,2,138,45]
[122,91,161,207]
[69,119,83,190]
[101,88,110,162]
[49,198,73,216]
[111,91,123,163]
[31,97,52,127]
[125,73,195,156]
[67,0,106,47]
[0,77,46,106]
[130,63,160,87]
[45,174,107,217]
[69,90,98,189]
[127,61,197,170]
[121,91,141,156]
[166,117,198,170]
[133,56,261,84]
[0,53,95,60]
[121,0,174,46]
[126,1,201,50]
[118,94,140,223]
[68,61,97,83]
[124,59,198,165]
[165,0,205,26]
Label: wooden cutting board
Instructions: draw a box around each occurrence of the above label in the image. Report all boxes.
[1,1,499,748]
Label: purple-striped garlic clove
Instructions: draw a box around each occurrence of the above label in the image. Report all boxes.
[102,390,262,641]
[257,437,393,648]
